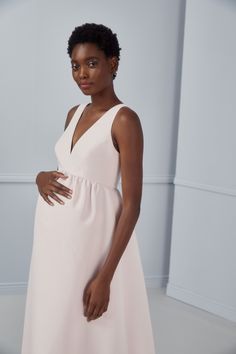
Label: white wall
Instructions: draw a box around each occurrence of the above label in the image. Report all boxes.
[167,0,236,323]
[0,0,186,293]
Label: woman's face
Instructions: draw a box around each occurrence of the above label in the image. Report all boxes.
[70,42,117,95]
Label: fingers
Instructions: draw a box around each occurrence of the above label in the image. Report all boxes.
[83,288,97,321]
[85,300,109,322]
[47,190,70,205]
[83,287,90,314]
[47,181,72,204]
[50,179,73,198]
[86,302,96,321]
[40,192,54,206]
[90,304,107,320]
[41,172,73,206]
[82,282,109,322]
[52,171,69,179]
[87,304,108,321]
[41,189,71,206]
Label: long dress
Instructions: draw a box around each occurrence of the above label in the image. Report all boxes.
[21,103,156,354]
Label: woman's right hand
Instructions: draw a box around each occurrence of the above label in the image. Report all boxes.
[36,171,73,206]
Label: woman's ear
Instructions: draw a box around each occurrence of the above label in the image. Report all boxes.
[110,56,118,75]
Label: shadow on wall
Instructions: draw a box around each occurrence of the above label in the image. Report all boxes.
[215,0,236,11]
[228,348,236,354]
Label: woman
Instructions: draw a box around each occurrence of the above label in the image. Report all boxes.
[21,23,156,354]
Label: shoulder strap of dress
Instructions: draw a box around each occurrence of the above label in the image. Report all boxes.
[67,104,87,130]
[107,103,127,126]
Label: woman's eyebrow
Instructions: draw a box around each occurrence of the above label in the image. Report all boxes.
[71,56,99,63]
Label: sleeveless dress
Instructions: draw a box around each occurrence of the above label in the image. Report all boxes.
[21,103,156,354]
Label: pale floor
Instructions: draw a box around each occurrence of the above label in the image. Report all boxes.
[0,287,236,354]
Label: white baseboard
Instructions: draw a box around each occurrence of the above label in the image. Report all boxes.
[166,282,236,323]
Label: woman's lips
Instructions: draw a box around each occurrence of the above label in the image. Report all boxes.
[80,83,92,89]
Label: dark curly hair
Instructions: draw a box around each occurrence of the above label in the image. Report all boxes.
[67,23,121,80]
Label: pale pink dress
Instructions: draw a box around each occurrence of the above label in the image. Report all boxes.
[21,103,156,354]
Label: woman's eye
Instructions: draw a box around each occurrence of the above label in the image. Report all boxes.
[88,61,97,68]
[71,64,79,71]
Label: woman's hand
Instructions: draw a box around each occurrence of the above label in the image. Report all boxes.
[36,171,73,206]
[83,274,110,322]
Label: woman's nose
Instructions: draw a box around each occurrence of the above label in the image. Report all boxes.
[79,66,88,78]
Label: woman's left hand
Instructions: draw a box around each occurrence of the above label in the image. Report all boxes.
[83,274,110,321]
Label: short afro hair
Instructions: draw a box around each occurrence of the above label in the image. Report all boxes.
[67,23,121,80]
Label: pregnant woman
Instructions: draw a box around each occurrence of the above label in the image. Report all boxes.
[21,22,156,354]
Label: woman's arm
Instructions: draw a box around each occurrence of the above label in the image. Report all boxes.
[97,107,144,284]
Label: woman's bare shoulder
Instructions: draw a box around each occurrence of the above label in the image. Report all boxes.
[111,105,143,153]
[112,105,142,134]
[64,104,81,131]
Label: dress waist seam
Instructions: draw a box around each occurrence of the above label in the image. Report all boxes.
[59,169,118,192]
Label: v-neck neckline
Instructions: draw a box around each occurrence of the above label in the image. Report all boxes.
[69,102,123,155]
